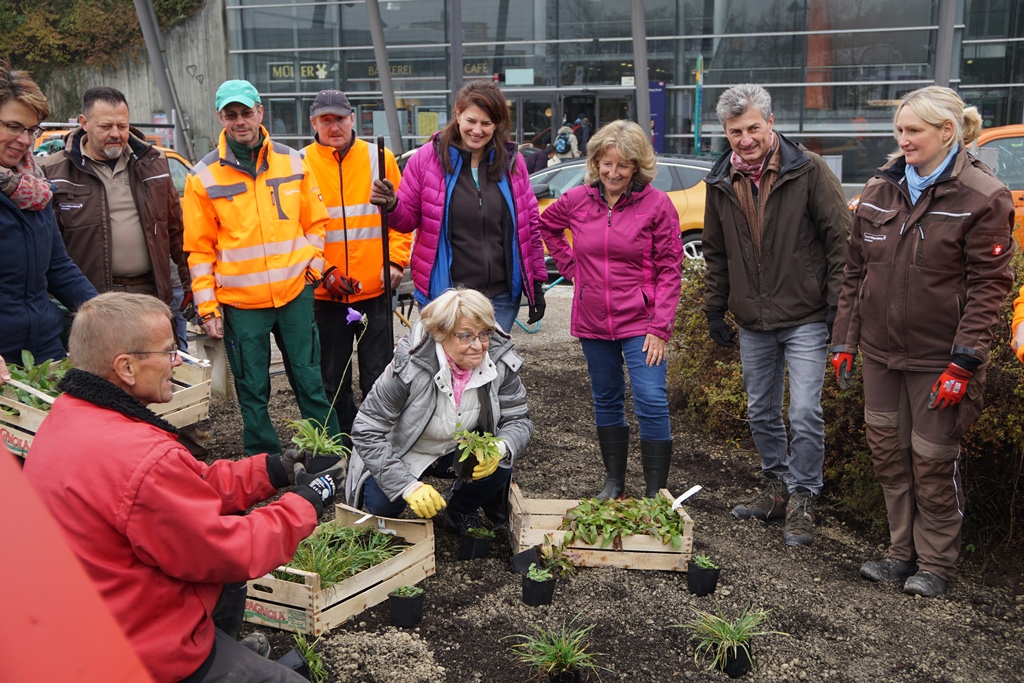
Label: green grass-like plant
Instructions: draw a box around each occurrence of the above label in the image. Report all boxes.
[526,562,554,582]
[677,604,785,674]
[288,417,349,457]
[292,632,328,683]
[691,554,718,570]
[505,615,606,680]
[560,495,688,551]
[390,584,424,598]
[275,525,406,589]
[465,526,496,539]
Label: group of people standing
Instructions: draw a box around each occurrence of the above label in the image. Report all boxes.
[3,53,1022,682]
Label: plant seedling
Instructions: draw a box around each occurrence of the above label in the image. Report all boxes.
[2,352,71,411]
[276,525,407,589]
[541,535,578,578]
[505,614,607,680]
[390,584,424,598]
[292,632,328,683]
[453,426,503,477]
[677,604,786,674]
[692,554,718,570]
[288,417,349,457]
[465,526,496,539]
[560,495,689,550]
[526,563,554,582]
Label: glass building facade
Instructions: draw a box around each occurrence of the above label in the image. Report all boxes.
[226,0,1024,183]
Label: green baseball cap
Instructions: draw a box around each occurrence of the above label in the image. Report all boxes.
[215,80,261,111]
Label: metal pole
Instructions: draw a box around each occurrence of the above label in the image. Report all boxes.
[934,0,957,88]
[631,0,651,130]
[366,0,404,154]
[449,0,464,110]
[133,0,195,161]
[377,136,395,342]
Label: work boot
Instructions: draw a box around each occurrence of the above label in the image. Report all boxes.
[595,426,629,499]
[860,557,918,583]
[640,439,672,498]
[240,632,271,658]
[903,570,948,598]
[731,478,788,520]
[782,489,816,546]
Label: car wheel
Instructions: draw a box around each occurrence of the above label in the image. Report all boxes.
[681,232,703,260]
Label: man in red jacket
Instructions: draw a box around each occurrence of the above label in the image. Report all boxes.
[24,292,342,683]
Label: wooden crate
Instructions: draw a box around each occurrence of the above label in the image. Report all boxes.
[0,357,212,458]
[508,483,694,572]
[244,504,435,636]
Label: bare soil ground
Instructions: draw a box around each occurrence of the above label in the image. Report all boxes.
[206,286,1024,682]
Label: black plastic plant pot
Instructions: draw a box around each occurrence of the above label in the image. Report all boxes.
[548,668,583,683]
[275,647,313,681]
[388,592,425,628]
[458,534,493,560]
[306,454,342,474]
[522,575,557,606]
[451,454,478,479]
[722,646,753,678]
[510,545,542,574]
[686,561,720,597]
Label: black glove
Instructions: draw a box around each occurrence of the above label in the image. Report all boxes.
[527,281,546,324]
[707,312,736,348]
[825,307,837,344]
[293,469,339,518]
[281,448,310,485]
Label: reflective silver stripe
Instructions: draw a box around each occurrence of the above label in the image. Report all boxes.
[367,143,379,181]
[195,165,217,188]
[219,237,312,263]
[49,178,89,188]
[927,211,972,218]
[326,203,378,219]
[859,202,897,213]
[190,262,214,278]
[326,227,382,242]
[142,173,170,182]
[306,234,325,249]
[193,288,217,303]
[310,257,325,273]
[218,261,309,288]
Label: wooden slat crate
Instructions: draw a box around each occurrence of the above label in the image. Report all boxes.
[244,504,435,636]
[0,357,212,457]
[508,483,694,572]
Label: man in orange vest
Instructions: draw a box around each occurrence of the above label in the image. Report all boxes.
[303,90,411,436]
[183,80,341,455]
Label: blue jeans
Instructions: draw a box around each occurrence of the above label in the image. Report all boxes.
[361,451,513,517]
[580,336,670,441]
[170,284,188,351]
[490,290,522,334]
[737,322,827,495]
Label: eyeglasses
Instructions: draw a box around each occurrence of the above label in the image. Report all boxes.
[0,118,45,140]
[453,331,492,345]
[127,344,180,361]
[220,109,259,121]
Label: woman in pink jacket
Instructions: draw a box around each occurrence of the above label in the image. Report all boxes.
[371,81,547,333]
[540,120,682,499]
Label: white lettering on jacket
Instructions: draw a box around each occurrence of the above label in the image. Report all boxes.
[864,233,886,243]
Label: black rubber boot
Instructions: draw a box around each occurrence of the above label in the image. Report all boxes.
[596,425,630,499]
[641,439,672,498]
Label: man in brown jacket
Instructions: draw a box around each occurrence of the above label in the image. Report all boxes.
[40,86,189,347]
[702,83,850,547]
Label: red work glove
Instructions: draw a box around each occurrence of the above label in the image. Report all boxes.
[929,363,973,410]
[831,352,854,390]
[321,266,362,300]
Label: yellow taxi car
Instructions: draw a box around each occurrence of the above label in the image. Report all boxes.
[530,155,712,277]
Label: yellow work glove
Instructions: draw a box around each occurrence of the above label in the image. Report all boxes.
[471,440,506,480]
[403,483,446,519]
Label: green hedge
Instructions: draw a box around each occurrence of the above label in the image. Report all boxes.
[669,253,1024,554]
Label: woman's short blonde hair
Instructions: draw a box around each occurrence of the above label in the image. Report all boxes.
[891,86,983,160]
[583,120,657,186]
[419,288,497,342]
[69,293,174,376]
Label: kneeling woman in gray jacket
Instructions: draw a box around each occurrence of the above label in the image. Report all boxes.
[345,287,533,532]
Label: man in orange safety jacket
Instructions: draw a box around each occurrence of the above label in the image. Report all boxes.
[183,79,341,455]
[303,89,412,435]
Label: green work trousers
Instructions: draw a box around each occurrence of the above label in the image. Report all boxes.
[222,286,341,455]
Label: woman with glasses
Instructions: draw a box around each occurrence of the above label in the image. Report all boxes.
[345,287,533,533]
[0,58,96,382]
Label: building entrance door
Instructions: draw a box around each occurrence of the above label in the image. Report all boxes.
[509,96,555,150]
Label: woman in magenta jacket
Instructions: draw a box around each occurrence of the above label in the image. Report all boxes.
[540,119,682,500]
[371,81,548,333]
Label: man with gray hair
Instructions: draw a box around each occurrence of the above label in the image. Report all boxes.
[701,83,849,546]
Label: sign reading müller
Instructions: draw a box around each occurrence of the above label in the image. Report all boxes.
[268,62,332,82]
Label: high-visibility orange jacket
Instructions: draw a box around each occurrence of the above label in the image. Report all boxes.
[183,128,329,319]
[1013,283,1024,362]
[302,136,411,303]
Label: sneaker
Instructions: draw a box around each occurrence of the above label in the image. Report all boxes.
[860,557,918,583]
[443,508,487,535]
[240,632,271,658]
[782,490,815,546]
[732,479,789,520]
[903,570,948,598]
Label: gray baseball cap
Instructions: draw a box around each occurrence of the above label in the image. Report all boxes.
[310,90,353,117]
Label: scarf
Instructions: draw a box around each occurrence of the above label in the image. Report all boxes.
[1,148,53,211]
[730,135,781,261]
[906,144,958,204]
[445,351,474,407]
[730,131,777,189]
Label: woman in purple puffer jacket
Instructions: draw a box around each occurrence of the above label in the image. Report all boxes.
[371,81,548,333]
[540,120,683,500]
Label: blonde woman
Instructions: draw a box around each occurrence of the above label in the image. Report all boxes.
[831,86,1015,597]
[539,120,682,500]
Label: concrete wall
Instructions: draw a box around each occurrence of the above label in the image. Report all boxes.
[42,0,229,161]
